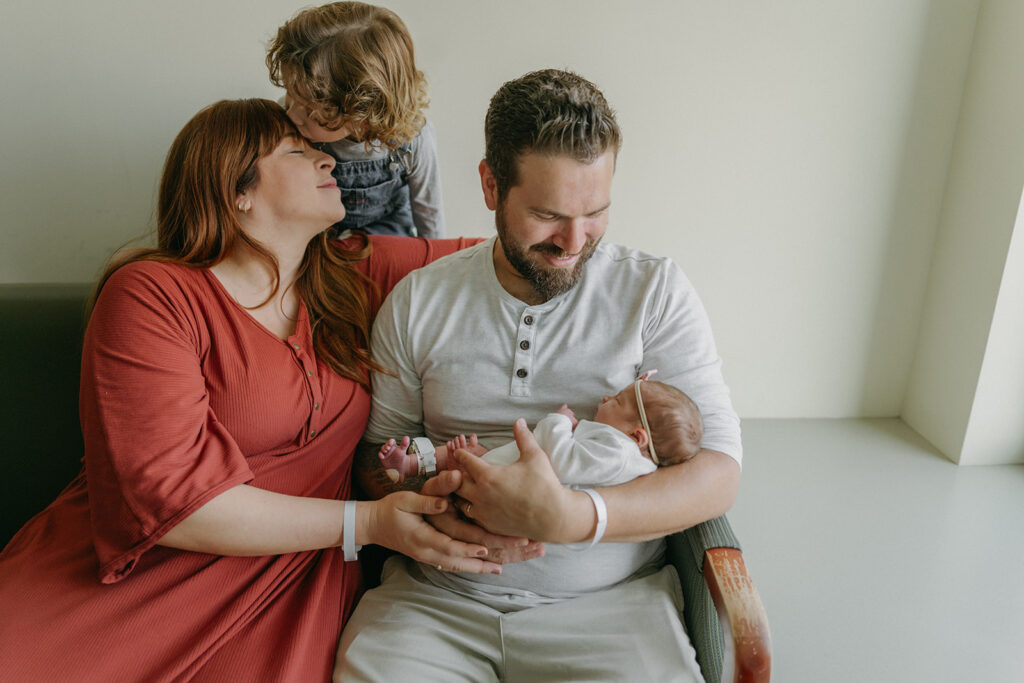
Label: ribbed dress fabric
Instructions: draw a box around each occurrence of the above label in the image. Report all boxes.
[0,235,474,682]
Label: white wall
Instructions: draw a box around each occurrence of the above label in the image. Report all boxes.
[961,188,1024,465]
[903,0,1024,465]
[0,1,982,421]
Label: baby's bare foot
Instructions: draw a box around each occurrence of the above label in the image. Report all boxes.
[379,438,412,482]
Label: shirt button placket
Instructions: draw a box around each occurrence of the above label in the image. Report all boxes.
[511,310,537,397]
[290,337,321,441]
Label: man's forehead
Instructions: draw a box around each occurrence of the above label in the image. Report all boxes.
[514,148,617,169]
[512,150,615,182]
[509,150,615,204]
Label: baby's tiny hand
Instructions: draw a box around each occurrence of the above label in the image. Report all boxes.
[555,403,579,428]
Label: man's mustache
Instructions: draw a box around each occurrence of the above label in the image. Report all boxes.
[530,242,572,257]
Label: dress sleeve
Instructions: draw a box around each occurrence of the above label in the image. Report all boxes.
[80,263,254,583]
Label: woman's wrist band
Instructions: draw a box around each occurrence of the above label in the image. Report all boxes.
[343,500,361,561]
[566,488,607,551]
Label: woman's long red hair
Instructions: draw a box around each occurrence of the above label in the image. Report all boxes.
[91,98,381,385]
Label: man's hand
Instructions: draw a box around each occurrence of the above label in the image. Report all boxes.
[421,470,545,564]
[363,489,503,574]
[450,419,596,544]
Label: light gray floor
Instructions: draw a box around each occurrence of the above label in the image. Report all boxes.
[728,418,1024,683]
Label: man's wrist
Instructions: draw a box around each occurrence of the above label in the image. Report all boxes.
[557,488,601,544]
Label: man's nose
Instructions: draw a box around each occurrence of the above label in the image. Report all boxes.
[554,218,587,255]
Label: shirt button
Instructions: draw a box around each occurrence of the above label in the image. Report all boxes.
[520,340,530,350]
[524,315,534,325]
[516,368,528,378]
[314,403,320,410]
[293,343,300,350]
[310,430,317,437]
[306,369,313,377]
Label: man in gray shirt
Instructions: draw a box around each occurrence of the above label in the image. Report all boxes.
[336,69,741,682]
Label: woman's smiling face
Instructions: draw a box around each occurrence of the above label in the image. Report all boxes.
[240,135,344,233]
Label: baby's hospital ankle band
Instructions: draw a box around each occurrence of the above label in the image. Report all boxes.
[410,437,437,475]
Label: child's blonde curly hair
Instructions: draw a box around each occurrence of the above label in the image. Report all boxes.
[267,2,429,150]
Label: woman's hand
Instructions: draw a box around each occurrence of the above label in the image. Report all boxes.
[451,419,597,545]
[419,470,545,565]
[359,487,503,574]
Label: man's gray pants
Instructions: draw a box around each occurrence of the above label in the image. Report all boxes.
[334,556,704,682]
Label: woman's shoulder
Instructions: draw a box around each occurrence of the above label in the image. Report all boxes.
[98,259,209,312]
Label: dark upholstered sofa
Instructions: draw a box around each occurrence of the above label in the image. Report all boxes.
[0,282,770,682]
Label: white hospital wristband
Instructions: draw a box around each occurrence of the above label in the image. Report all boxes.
[343,500,362,561]
[567,488,607,550]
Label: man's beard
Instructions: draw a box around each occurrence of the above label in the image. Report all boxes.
[496,205,601,301]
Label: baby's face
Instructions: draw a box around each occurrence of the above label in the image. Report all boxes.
[593,385,640,437]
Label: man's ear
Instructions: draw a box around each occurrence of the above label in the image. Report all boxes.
[479,159,499,211]
[632,427,650,452]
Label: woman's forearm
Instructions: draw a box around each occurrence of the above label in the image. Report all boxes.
[158,481,505,574]
[157,484,349,556]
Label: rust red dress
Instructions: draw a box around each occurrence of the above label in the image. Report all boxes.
[0,235,474,682]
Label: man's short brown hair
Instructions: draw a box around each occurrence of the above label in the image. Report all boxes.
[485,69,621,200]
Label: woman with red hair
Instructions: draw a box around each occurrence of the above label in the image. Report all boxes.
[0,98,495,681]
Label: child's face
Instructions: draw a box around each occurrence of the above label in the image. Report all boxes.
[284,93,361,144]
[593,385,640,437]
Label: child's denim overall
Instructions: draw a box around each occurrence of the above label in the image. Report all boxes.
[319,142,415,237]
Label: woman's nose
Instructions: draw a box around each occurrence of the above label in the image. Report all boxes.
[316,150,336,171]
